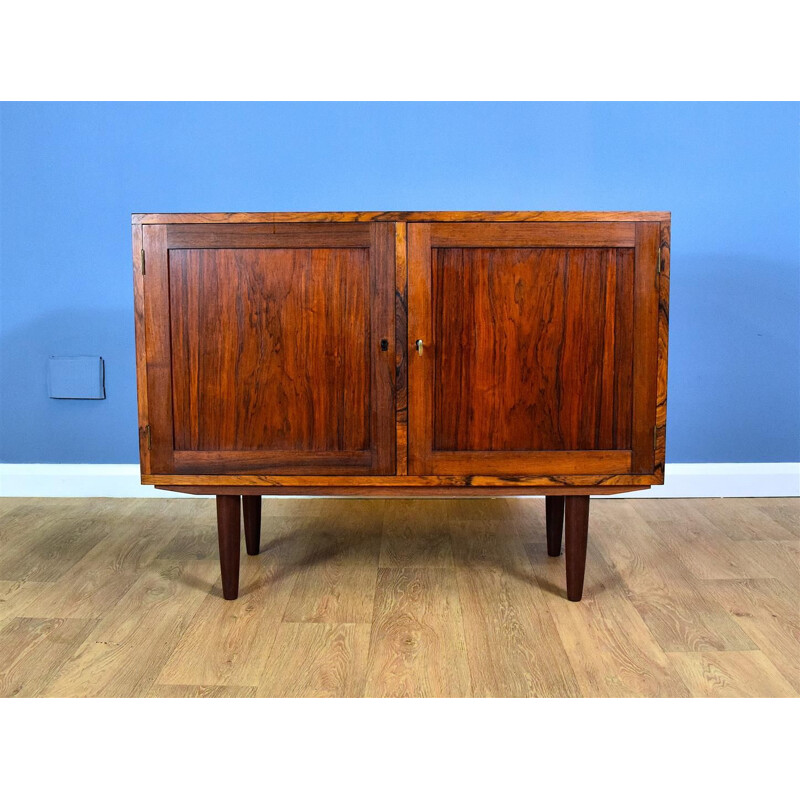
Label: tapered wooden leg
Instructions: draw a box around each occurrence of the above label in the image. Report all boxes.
[242,495,262,556]
[216,495,241,600]
[545,496,564,557]
[565,495,590,602]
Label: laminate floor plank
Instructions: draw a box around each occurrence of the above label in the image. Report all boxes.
[258,623,371,697]
[451,522,580,697]
[525,540,690,697]
[0,580,49,624]
[157,520,310,686]
[639,501,776,582]
[731,541,800,593]
[153,500,220,561]
[589,503,755,653]
[704,578,800,692]
[147,684,258,698]
[668,650,797,697]
[0,616,97,698]
[43,560,218,697]
[445,498,518,522]
[690,498,798,542]
[751,498,800,537]
[282,515,382,624]
[23,500,190,620]
[1,498,797,698]
[364,567,472,697]
[380,500,454,569]
[0,515,109,583]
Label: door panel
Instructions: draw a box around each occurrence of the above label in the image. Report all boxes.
[408,222,659,476]
[142,223,395,475]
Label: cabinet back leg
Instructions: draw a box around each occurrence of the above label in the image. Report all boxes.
[565,496,590,602]
[243,495,262,556]
[545,496,564,556]
[216,495,241,600]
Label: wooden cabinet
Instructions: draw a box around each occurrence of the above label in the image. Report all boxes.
[133,211,670,602]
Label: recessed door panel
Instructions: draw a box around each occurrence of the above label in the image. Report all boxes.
[170,247,370,453]
[408,222,659,477]
[432,246,634,451]
[142,223,395,475]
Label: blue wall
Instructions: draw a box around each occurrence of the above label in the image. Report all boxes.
[1,102,798,463]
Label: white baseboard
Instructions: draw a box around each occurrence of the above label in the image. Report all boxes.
[0,462,797,499]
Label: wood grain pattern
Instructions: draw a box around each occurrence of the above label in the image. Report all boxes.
[364,567,471,697]
[21,499,177,619]
[631,222,660,473]
[144,222,394,476]
[146,684,257,698]
[134,212,668,496]
[0,617,97,698]
[1,496,796,698]
[155,521,307,687]
[450,521,580,697]
[132,222,150,474]
[395,222,408,475]
[42,560,218,697]
[431,246,634,453]
[133,211,672,224]
[429,222,636,247]
[590,503,756,652]
[147,474,656,488]
[666,651,796,698]
[169,247,371,454]
[166,222,372,248]
[0,580,47,624]
[654,221,670,479]
[141,224,174,474]
[705,578,800,692]
[370,223,397,475]
[525,541,690,697]
[259,623,371,698]
[282,508,382,623]
[379,500,453,568]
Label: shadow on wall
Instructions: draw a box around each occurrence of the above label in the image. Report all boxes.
[0,252,798,464]
[0,307,140,463]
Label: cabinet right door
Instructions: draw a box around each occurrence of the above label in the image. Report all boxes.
[407,221,661,478]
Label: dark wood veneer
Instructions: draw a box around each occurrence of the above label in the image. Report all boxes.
[134,211,670,601]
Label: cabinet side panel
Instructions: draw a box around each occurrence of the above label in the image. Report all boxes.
[654,221,671,481]
[132,222,149,474]
[631,222,660,473]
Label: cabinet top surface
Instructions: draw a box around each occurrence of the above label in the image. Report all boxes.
[132,210,671,224]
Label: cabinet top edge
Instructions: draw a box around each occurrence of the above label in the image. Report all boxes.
[131,211,671,224]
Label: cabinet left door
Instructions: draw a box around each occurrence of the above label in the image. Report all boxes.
[137,222,396,476]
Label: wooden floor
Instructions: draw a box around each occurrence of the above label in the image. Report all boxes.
[0,496,797,698]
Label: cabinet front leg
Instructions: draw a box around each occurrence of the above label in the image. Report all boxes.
[216,495,241,600]
[242,495,262,556]
[545,496,564,557]
[564,495,590,602]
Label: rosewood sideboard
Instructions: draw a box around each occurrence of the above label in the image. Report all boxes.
[132,211,670,601]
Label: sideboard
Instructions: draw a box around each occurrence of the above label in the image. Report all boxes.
[132,211,670,601]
